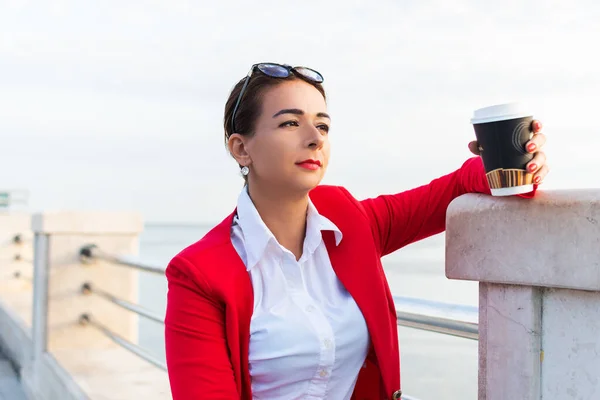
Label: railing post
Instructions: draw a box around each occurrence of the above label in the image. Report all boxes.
[446,189,600,400]
[26,211,146,398]
[31,232,50,362]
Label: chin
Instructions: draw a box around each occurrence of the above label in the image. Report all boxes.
[291,175,323,193]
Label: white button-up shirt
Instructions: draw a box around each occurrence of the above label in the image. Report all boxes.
[231,188,370,400]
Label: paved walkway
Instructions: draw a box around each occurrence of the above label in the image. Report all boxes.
[0,354,26,400]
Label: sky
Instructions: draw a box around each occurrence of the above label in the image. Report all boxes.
[1,0,599,223]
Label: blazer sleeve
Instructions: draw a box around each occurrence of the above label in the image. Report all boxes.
[358,156,536,257]
[164,255,239,399]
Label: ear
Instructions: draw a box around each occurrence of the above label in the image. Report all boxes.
[227,133,252,167]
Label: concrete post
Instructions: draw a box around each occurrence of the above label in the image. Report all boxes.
[30,211,143,352]
[446,190,600,399]
[25,211,147,398]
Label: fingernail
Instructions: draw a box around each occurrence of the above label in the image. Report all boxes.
[528,163,537,172]
[534,176,542,184]
[527,143,537,153]
[534,121,542,131]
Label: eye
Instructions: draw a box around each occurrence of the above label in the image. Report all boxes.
[317,124,330,133]
[279,120,299,128]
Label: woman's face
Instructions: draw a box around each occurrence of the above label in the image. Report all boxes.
[229,79,330,196]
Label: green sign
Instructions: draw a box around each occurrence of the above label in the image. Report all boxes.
[0,192,10,208]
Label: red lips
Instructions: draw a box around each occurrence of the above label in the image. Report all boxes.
[295,159,322,171]
[296,159,322,166]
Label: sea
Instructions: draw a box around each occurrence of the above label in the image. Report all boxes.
[137,223,479,400]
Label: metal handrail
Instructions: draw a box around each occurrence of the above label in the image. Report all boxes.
[75,243,477,396]
[78,244,479,340]
[81,283,164,324]
[393,295,478,340]
[77,313,419,399]
[78,314,167,371]
[79,244,165,275]
[75,294,426,399]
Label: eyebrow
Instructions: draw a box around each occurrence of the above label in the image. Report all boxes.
[272,108,331,120]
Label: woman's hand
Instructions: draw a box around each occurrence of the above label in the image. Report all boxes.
[468,119,549,185]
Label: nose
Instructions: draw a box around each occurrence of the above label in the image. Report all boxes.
[306,125,326,150]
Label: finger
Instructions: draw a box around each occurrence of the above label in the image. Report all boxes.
[533,164,550,184]
[525,132,547,153]
[530,119,543,134]
[526,151,547,174]
[468,141,481,156]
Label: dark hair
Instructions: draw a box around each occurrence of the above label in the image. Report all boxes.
[223,73,327,144]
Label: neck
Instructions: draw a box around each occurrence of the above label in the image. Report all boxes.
[247,183,308,261]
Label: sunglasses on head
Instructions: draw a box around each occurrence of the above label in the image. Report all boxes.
[230,63,325,133]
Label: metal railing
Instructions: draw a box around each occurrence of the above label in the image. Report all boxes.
[77,244,167,371]
[81,282,163,324]
[79,244,165,275]
[80,244,479,339]
[16,241,480,399]
[78,313,166,371]
[393,295,478,340]
[78,244,479,359]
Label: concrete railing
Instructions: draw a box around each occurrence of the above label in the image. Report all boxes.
[446,189,600,400]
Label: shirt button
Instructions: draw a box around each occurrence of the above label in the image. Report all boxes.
[306,305,316,313]
[323,338,333,349]
[319,370,328,378]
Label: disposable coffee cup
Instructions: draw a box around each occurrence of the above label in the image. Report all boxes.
[471,103,535,196]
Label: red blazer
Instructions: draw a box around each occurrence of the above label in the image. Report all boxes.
[164,157,534,399]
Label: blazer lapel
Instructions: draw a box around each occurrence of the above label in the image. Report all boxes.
[211,210,255,397]
[323,225,397,397]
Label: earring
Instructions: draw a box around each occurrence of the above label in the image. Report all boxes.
[240,166,249,176]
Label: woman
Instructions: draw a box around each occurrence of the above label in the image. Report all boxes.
[164,63,548,400]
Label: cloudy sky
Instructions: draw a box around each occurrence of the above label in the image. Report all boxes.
[1,0,598,223]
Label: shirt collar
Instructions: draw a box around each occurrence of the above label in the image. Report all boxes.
[234,187,343,271]
[303,197,343,256]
